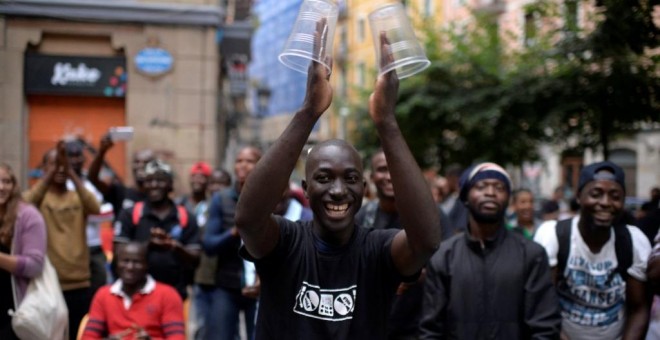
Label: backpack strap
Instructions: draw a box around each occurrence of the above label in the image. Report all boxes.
[555,218,573,282]
[176,206,189,228]
[132,201,144,226]
[613,223,633,281]
[132,201,188,228]
[555,218,633,282]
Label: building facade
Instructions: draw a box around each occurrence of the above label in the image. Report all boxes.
[0,0,223,194]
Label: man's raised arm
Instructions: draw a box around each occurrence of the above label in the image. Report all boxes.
[88,134,113,195]
[370,33,441,276]
[235,24,332,259]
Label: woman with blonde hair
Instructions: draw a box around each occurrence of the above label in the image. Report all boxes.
[0,163,47,339]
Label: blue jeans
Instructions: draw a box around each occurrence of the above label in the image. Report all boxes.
[194,285,257,340]
[192,285,214,340]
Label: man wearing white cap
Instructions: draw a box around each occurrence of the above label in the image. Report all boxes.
[420,162,561,339]
[114,159,201,299]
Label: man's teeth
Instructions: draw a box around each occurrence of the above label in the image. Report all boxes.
[326,203,348,211]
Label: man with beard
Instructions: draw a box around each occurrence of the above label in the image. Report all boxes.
[201,146,262,340]
[420,162,560,339]
[83,242,185,340]
[88,134,155,218]
[234,35,440,339]
[114,160,201,299]
[534,161,651,339]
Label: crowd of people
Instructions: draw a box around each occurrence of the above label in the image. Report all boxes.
[2,40,660,340]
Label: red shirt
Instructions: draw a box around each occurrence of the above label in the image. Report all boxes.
[83,276,185,340]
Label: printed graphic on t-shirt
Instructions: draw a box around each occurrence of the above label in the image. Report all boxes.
[293,281,356,321]
[560,256,625,327]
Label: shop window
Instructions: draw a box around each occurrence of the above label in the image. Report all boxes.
[356,62,366,87]
[357,17,366,43]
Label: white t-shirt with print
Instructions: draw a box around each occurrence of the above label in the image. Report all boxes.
[534,216,651,340]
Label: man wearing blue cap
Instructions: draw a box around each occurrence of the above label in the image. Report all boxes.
[420,162,561,339]
[534,161,651,339]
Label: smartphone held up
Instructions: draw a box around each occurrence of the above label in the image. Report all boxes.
[108,126,134,142]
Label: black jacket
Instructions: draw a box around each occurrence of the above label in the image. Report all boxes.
[420,226,561,339]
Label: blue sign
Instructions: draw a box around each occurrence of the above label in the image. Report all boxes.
[134,48,174,75]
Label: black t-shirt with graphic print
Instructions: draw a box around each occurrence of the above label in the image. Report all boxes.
[241,216,407,340]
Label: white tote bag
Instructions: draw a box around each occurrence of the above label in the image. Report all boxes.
[10,256,69,340]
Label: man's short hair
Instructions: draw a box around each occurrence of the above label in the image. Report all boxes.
[369,148,385,170]
[541,200,559,214]
[64,140,84,156]
[305,139,362,178]
[512,188,533,202]
[116,241,148,259]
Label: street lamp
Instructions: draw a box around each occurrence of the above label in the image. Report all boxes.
[255,84,272,147]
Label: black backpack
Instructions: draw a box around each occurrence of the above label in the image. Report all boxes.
[555,218,633,283]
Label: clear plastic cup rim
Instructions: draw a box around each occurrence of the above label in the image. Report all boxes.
[279,50,332,74]
[368,2,406,20]
[379,56,431,79]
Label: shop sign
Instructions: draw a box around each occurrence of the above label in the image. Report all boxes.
[24,54,127,97]
[134,48,174,76]
[227,54,248,95]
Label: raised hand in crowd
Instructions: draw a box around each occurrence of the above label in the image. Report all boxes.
[87,133,114,195]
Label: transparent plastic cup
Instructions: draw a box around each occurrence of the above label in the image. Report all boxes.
[278,0,338,74]
[369,3,430,79]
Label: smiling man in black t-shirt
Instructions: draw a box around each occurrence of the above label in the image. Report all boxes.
[234,34,441,339]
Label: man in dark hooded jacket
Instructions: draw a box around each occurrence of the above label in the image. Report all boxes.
[420,162,560,339]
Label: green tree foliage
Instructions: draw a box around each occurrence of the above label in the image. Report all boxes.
[350,0,659,168]
[542,0,660,159]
